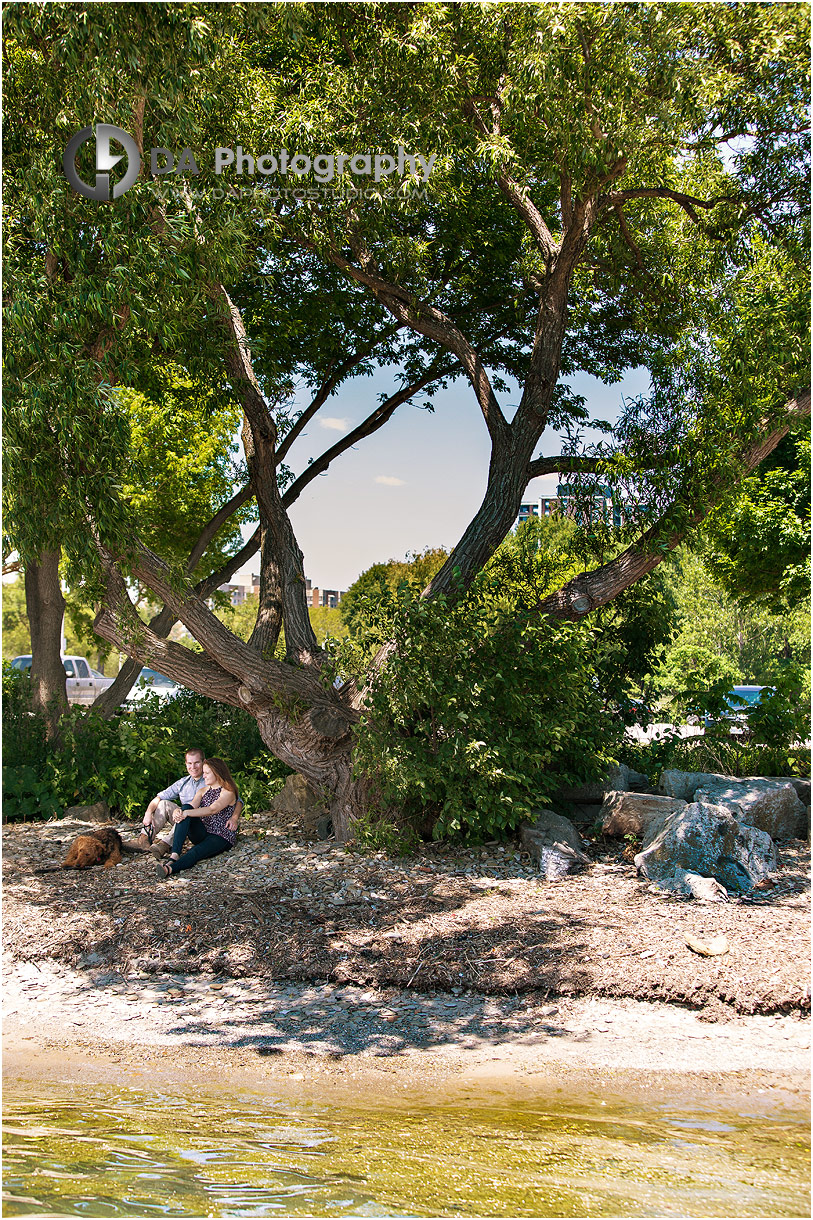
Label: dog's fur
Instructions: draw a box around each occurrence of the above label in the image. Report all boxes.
[62,827,124,870]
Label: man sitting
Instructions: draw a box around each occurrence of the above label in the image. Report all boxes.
[131,748,206,858]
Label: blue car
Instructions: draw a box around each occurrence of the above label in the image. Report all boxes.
[705,685,773,728]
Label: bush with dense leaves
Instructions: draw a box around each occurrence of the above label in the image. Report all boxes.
[338,579,621,843]
[620,663,810,783]
[1,668,290,821]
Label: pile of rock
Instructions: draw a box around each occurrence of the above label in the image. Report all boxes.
[520,766,809,901]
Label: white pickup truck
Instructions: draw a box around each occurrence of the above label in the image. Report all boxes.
[10,654,116,706]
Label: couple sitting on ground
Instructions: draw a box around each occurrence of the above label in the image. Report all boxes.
[133,747,241,880]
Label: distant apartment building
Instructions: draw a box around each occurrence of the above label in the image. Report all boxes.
[215,576,345,609]
[305,580,344,608]
[216,583,248,607]
[517,495,561,525]
[517,485,629,530]
[557,483,626,528]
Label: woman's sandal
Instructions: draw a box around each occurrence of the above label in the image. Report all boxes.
[155,859,173,881]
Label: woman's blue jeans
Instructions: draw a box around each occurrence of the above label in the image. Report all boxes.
[169,815,231,873]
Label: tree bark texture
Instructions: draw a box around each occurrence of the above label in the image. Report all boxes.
[25,550,67,740]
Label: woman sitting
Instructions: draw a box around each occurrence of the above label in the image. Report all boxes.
[156,757,240,879]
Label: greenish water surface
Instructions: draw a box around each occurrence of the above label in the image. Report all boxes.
[2,1078,809,1217]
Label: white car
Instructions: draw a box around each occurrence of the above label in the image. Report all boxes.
[126,667,183,704]
[10,654,115,706]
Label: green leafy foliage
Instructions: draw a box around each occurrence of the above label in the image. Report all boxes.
[703,431,811,611]
[1,578,30,660]
[230,757,289,815]
[120,688,291,790]
[656,547,810,702]
[485,517,677,721]
[2,663,47,773]
[654,644,741,722]
[1,669,290,821]
[741,663,811,752]
[345,806,420,857]
[620,732,810,785]
[120,377,250,581]
[2,766,63,821]
[342,579,619,842]
[341,548,449,637]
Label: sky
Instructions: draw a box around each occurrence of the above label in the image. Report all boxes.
[0,364,651,597]
[231,365,652,592]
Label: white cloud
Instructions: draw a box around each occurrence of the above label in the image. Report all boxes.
[375,475,406,486]
[319,417,350,432]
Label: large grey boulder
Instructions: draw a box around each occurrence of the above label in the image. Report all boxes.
[520,810,591,880]
[600,791,687,838]
[657,770,727,801]
[747,776,810,806]
[271,773,322,813]
[694,778,806,841]
[634,801,777,895]
[270,773,330,836]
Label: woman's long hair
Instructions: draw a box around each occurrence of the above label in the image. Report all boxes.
[203,757,236,794]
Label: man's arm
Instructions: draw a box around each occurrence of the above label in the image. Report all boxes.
[156,776,185,803]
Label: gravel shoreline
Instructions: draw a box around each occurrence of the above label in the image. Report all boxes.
[4,951,810,1106]
[3,806,810,1105]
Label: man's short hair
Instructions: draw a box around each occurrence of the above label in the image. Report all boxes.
[184,748,204,761]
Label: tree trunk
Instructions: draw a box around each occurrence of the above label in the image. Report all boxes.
[25,550,67,741]
[92,654,143,718]
[252,706,366,841]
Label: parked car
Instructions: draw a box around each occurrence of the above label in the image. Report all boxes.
[10,654,116,706]
[705,685,773,728]
[125,667,182,705]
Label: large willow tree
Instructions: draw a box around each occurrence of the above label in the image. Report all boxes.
[4,2,809,834]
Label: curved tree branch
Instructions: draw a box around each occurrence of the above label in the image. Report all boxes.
[605,187,740,225]
[281,359,458,507]
[276,323,402,464]
[184,484,254,577]
[211,282,320,664]
[293,236,510,448]
[536,389,811,620]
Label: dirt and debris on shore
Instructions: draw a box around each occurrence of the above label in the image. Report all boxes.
[4,952,810,1106]
[3,807,809,1018]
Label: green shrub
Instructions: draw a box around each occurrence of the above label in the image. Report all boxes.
[347,805,421,856]
[2,764,63,821]
[2,663,47,773]
[1,671,291,821]
[231,757,289,815]
[337,579,620,843]
[127,688,274,772]
[619,730,810,783]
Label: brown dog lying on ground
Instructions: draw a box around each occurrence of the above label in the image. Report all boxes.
[33,827,143,875]
[62,827,124,869]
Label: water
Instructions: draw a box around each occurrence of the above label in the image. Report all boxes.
[2,1078,809,1217]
